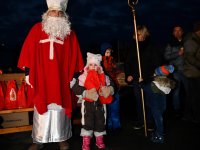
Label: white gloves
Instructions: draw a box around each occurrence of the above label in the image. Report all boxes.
[25,75,33,88]
[99,86,114,98]
[84,88,98,101]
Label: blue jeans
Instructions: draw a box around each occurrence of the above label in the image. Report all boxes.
[172,71,188,111]
[107,92,121,129]
[143,83,166,136]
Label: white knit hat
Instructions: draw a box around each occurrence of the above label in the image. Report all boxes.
[46,0,68,11]
[86,52,102,66]
[79,52,103,87]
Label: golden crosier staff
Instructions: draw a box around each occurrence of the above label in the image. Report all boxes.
[128,0,147,137]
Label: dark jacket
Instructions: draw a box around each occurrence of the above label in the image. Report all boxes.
[183,32,200,77]
[124,38,163,83]
[164,37,184,71]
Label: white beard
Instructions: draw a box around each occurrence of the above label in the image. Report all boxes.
[42,14,71,40]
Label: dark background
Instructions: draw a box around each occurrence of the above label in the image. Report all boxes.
[0,0,200,72]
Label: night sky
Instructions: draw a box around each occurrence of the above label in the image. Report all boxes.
[0,0,200,72]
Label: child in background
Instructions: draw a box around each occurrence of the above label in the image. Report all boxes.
[100,42,122,131]
[71,52,115,150]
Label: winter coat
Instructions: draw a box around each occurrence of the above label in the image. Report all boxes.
[164,37,184,71]
[183,32,200,78]
[124,38,163,83]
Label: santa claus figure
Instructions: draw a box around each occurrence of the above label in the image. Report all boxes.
[17,0,84,149]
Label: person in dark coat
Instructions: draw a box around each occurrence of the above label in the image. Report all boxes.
[164,25,188,117]
[182,21,200,123]
[125,25,166,143]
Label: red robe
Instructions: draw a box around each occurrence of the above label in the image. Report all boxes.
[18,22,84,118]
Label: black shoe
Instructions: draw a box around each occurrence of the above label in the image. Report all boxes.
[147,123,154,131]
[59,141,69,150]
[147,127,154,132]
[173,110,182,118]
[181,115,192,122]
[28,144,43,150]
[150,132,164,144]
[133,123,144,130]
[191,118,200,124]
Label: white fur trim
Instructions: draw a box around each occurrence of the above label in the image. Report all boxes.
[78,72,87,86]
[94,131,106,137]
[153,81,171,94]
[80,128,93,137]
[81,100,86,125]
[47,103,63,110]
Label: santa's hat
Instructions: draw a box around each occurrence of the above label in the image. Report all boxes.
[155,65,174,76]
[46,0,68,12]
[86,52,102,66]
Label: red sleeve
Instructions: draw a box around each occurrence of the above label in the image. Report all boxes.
[68,31,84,80]
[17,23,40,70]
